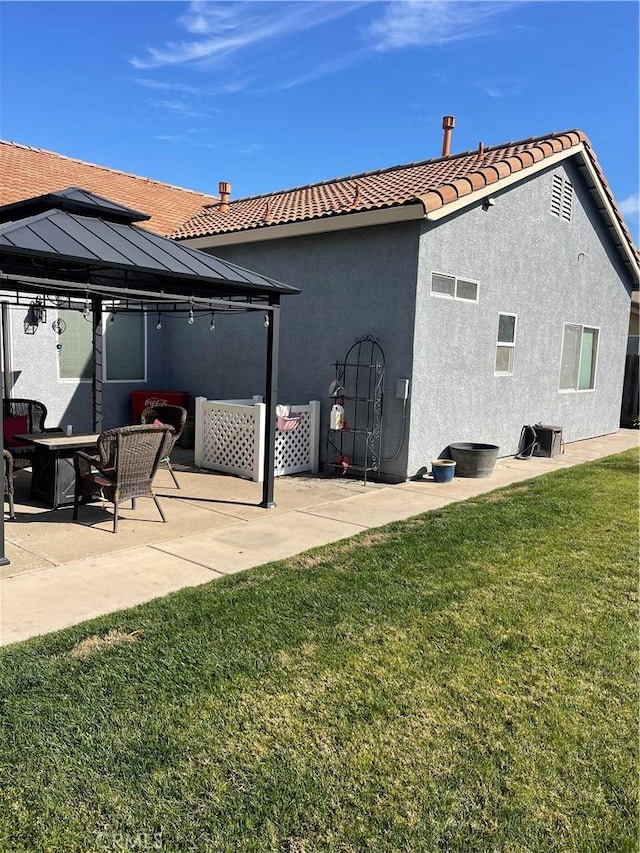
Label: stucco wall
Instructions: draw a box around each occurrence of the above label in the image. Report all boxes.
[408,160,633,475]
[178,222,421,480]
[4,307,169,431]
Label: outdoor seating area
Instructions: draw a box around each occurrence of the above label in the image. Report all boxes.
[2,399,191,532]
[0,442,384,581]
[2,397,61,470]
[73,423,175,534]
[140,404,187,488]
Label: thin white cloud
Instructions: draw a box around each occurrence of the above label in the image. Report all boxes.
[619,193,640,220]
[478,78,523,98]
[152,99,214,119]
[279,46,370,90]
[131,1,518,92]
[239,142,267,156]
[133,78,207,95]
[369,1,514,51]
[154,134,187,143]
[130,1,364,71]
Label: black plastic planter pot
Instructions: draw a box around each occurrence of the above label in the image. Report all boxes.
[448,443,499,478]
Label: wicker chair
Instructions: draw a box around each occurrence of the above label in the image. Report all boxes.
[2,398,58,471]
[140,405,187,489]
[73,424,174,533]
[3,450,15,519]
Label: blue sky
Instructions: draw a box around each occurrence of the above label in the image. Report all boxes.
[1,1,638,240]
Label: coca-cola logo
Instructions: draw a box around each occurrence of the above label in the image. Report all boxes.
[145,398,168,407]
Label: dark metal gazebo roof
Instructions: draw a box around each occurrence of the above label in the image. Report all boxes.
[0,189,300,568]
[0,187,299,305]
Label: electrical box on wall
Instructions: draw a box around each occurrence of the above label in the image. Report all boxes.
[395,379,410,400]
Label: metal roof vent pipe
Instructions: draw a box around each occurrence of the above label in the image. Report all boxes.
[218,181,231,212]
[441,115,455,157]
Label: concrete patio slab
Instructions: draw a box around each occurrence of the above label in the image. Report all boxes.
[1,429,637,646]
[0,547,221,646]
[153,512,366,574]
[302,486,458,527]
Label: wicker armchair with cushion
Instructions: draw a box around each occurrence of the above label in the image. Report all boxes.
[2,398,59,471]
[140,405,187,489]
[73,424,174,533]
[3,450,15,519]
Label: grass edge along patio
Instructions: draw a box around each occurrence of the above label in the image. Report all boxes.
[0,448,638,852]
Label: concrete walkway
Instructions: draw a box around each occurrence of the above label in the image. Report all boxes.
[1,430,637,646]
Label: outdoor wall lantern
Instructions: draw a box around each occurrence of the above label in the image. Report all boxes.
[23,298,47,334]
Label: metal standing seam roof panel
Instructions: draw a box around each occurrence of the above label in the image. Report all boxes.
[0,204,300,294]
[1,222,56,253]
[125,224,232,277]
[41,214,130,263]
[79,217,169,268]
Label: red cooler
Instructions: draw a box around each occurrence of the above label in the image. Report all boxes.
[130,390,189,422]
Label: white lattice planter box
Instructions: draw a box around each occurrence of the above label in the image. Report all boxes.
[195,396,320,482]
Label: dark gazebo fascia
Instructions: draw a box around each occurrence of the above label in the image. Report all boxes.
[0,189,300,567]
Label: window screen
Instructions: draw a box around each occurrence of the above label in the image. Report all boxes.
[431,272,478,301]
[498,314,516,344]
[104,312,145,381]
[560,323,597,391]
[456,279,478,301]
[578,327,598,390]
[495,313,517,375]
[431,273,455,297]
[58,309,92,380]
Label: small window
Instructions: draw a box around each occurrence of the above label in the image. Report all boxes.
[456,279,478,301]
[431,273,455,297]
[559,323,599,391]
[104,311,146,382]
[495,313,517,375]
[551,174,572,222]
[431,272,478,302]
[57,309,92,381]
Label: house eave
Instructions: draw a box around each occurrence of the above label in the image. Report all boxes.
[180,203,425,249]
[182,142,639,285]
[422,143,639,285]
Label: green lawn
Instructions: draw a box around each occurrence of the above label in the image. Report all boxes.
[1,450,638,853]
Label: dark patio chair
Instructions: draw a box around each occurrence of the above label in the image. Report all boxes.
[3,450,15,519]
[73,423,174,533]
[140,405,187,489]
[2,398,58,471]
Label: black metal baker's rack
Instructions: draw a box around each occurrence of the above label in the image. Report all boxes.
[327,335,384,484]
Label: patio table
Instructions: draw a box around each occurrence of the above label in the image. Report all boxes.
[14,432,99,509]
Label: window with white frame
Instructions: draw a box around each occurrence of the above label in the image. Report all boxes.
[56,308,146,382]
[495,313,517,375]
[431,272,479,302]
[559,323,599,391]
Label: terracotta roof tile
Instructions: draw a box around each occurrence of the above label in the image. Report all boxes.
[171,129,638,277]
[0,140,219,236]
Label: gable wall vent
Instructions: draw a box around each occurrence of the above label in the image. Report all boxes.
[551,173,573,222]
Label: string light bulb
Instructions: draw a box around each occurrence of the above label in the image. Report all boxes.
[209,312,216,332]
[82,296,90,319]
[187,304,195,325]
[264,313,269,328]
[156,314,162,330]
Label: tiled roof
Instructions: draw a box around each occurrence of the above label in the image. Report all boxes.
[172,130,637,270]
[0,140,219,236]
